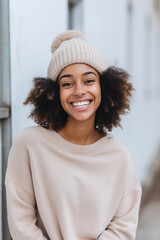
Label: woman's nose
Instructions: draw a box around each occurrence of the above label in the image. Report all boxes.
[73,83,86,96]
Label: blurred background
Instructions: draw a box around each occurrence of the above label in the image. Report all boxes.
[0,0,160,239]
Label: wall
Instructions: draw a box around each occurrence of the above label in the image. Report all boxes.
[84,0,160,182]
[10,0,68,139]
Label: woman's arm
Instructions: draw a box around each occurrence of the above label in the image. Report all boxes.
[98,152,142,240]
[5,130,49,240]
[5,181,48,240]
[98,191,141,240]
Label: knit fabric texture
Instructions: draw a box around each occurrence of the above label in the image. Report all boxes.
[47,30,108,81]
[5,126,142,240]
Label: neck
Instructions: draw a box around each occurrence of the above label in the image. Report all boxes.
[58,117,101,145]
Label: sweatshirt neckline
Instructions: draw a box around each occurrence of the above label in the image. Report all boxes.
[39,126,112,153]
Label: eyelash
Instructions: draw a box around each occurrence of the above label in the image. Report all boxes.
[61,79,95,88]
[85,79,95,84]
[62,82,73,87]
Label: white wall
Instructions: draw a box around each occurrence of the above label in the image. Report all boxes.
[84,0,160,182]
[0,124,2,239]
[84,0,127,67]
[128,0,160,182]
[10,0,68,139]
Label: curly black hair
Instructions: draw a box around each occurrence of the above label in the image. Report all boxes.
[24,66,133,135]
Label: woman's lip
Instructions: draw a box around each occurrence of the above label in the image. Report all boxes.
[71,100,91,107]
[70,99,93,104]
[70,100,93,111]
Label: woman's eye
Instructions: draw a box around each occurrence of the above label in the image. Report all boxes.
[85,79,95,84]
[61,82,73,88]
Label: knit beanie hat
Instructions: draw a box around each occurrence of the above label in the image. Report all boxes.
[47,30,108,81]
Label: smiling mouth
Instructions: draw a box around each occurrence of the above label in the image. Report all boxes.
[71,100,92,108]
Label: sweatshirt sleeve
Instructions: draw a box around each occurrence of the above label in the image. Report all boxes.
[5,131,49,240]
[98,153,142,240]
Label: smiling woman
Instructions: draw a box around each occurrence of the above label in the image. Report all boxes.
[5,30,142,240]
[59,65,100,120]
[58,64,102,144]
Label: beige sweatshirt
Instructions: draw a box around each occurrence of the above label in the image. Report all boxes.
[5,126,142,240]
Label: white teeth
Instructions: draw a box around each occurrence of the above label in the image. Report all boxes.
[72,101,90,108]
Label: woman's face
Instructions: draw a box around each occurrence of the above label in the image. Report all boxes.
[58,63,101,123]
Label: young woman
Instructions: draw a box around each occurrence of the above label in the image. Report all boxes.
[5,30,142,240]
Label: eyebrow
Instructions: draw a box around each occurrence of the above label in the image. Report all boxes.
[82,71,97,77]
[59,74,73,81]
[59,71,97,81]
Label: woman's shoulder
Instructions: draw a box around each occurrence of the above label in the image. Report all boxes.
[104,134,130,155]
[12,126,48,146]
[103,134,132,166]
[14,125,41,137]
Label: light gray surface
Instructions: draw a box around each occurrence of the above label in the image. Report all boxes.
[0,0,12,239]
[136,201,160,240]
[0,108,9,119]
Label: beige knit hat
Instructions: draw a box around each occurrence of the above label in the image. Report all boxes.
[47,30,108,81]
